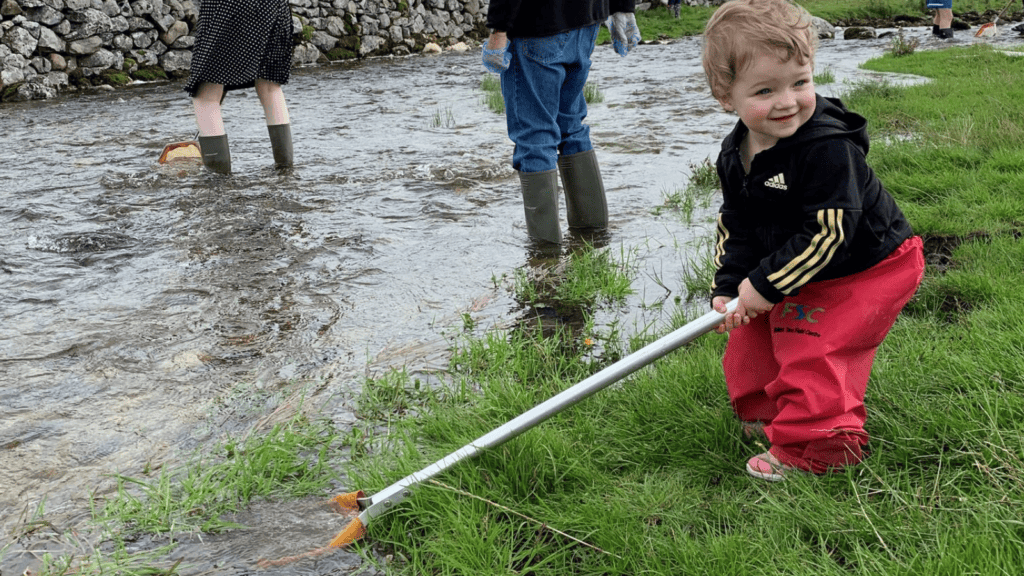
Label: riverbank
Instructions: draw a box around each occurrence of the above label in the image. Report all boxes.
[0,0,490,102]
[3,0,1022,103]
[345,41,1024,574]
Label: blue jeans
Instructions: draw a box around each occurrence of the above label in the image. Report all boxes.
[501,24,599,173]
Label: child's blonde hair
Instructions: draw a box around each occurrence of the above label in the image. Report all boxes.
[701,0,818,102]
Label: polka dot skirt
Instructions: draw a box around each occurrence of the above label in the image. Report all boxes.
[184,0,294,97]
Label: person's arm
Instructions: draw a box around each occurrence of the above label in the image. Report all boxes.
[486,31,507,49]
[605,1,640,56]
[482,29,511,72]
[610,0,636,14]
[482,0,516,72]
[710,159,761,303]
[746,139,867,303]
[486,0,523,35]
[712,278,773,333]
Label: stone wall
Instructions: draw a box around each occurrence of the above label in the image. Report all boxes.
[0,0,490,102]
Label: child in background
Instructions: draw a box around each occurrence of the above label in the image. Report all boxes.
[668,0,683,19]
[700,0,925,481]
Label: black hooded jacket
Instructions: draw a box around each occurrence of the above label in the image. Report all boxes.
[711,94,914,304]
[486,0,635,38]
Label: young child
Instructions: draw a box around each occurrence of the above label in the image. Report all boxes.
[700,0,925,481]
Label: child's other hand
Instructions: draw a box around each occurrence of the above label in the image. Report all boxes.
[712,296,745,333]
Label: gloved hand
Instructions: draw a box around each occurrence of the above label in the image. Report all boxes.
[605,12,640,57]
[482,32,511,73]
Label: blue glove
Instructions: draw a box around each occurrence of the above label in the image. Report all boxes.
[482,44,511,74]
[605,12,640,56]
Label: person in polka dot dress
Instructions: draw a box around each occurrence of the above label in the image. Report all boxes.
[185,0,295,174]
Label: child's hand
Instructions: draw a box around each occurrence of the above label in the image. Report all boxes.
[712,279,775,334]
[737,278,774,317]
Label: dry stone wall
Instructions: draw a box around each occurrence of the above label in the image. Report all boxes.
[0,0,490,102]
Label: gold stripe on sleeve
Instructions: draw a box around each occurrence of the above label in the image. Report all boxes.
[712,214,730,290]
[766,209,844,294]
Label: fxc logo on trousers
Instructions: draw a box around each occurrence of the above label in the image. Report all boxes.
[780,302,824,323]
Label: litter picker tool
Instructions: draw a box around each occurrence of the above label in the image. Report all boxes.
[158,134,201,164]
[327,299,739,548]
[975,0,1017,37]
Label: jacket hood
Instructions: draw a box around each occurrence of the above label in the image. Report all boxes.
[720,94,870,157]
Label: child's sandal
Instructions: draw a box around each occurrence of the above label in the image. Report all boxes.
[745,452,798,482]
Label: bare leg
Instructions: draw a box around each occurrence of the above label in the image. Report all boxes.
[192,82,225,136]
[255,79,290,126]
[934,8,952,28]
[256,78,293,167]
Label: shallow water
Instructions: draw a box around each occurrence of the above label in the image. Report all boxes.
[2,27,1018,574]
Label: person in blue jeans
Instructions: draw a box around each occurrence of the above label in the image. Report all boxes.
[483,1,639,246]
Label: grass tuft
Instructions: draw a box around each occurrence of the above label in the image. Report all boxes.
[887,28,920,57]
[655,157,720,224]
[98,415,340,537]
[480,76,604,114]
[430,106,456,128]
[814,66,835,84]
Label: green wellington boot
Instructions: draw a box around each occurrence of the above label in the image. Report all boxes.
[268,123,293,168]
[197,134,231,175]
[517,169,562,245]
[557,149,608,230]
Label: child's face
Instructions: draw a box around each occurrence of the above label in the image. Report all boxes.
[717,52,816,152]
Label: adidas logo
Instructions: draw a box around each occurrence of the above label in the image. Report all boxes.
[764,173,788,190]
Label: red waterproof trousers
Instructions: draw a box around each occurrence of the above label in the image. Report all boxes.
[723,236,925,473]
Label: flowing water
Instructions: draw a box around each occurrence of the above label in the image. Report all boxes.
[2,27,1018,575]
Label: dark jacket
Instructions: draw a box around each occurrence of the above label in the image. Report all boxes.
[711,94,914,304]
[486,0,635,38]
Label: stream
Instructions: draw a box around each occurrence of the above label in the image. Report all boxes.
[2,26,1019,575]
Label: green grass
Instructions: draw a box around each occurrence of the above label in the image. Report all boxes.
[430,106,456,128]
[596,1,1015,45]
[887,28,922,57]
[796,0,1012,22]
[343,44,1024,575]
[850,45,1024,234]
[480,76,605,114]
[583,81,604,104]
[3,413,342,575]
[98,416,340,536]
[480,75,505,113]
[814,66,836,84]
[511,243,634,310]
[654,157,720,224]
